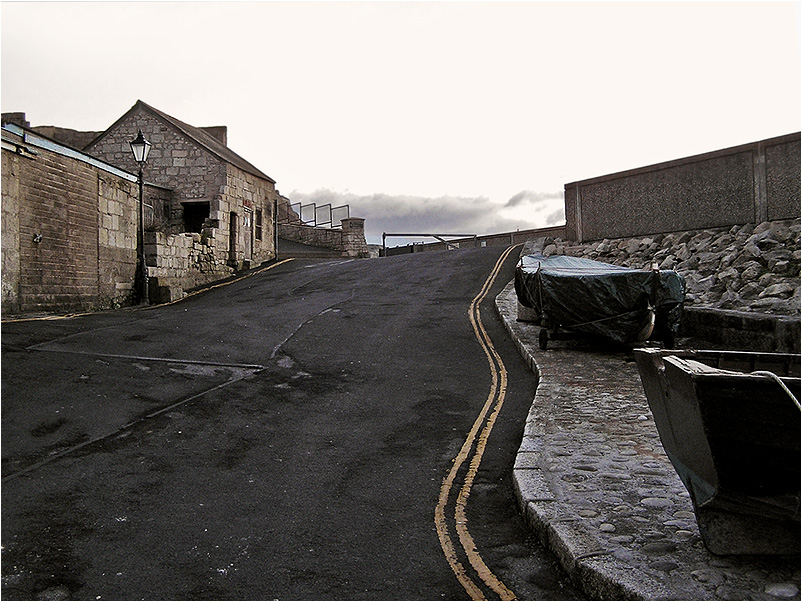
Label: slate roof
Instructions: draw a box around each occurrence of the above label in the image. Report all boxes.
[88,100,275,184]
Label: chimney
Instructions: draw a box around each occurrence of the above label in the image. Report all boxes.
[2,112,30,128]
[201,126,227,146]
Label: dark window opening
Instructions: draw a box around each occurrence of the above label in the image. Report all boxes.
[182,202,210,233]
[228,212,238,264]
[256,209,263,240]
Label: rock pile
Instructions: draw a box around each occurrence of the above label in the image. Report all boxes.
[539,219,800,316]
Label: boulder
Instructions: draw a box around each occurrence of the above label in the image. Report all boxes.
[759,273,779,288]
[738,282,763,301]
[739,261,763,282]
[675,244,692,261]
[760,282,797,299]
[696,252,720,275]
[658,256,676,270]
[743,242,762,259]
[626,239,642,255]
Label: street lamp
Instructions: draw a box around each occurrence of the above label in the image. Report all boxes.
[129,130,152,304]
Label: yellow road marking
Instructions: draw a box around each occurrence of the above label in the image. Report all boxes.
[435,244,521,600]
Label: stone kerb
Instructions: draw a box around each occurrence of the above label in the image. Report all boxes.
[497,283,800,600]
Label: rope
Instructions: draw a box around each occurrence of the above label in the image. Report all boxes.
[751,370,801,410]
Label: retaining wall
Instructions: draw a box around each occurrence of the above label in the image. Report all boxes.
[278,217,370,258]
[384,225,567,255]
[524,218,800,352]
[145,231,234,303]
[564,133,801,242]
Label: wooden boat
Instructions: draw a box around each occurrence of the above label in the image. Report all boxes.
[515,254,685,349]
[633,348,801,555]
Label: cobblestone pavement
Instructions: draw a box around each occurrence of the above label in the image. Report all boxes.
[496,281,801,601]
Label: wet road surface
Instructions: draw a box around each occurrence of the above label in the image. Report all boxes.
[2,247,582,600]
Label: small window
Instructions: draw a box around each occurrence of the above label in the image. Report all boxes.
[182,202,210,233]
[255,209,263,240]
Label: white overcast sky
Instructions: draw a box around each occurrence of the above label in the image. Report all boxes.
[2,1,800,244]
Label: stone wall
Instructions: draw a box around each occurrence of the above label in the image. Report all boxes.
[145,231,234,303]
[96,173,139,308]
[278,218,370,258]
[1,123,233,316]
[2,145,22,312]
[390,225,568,254]
[31,125,102,151]
[534,218,800,317]
[86,105,277,270]
[564,133,801,242]
[86,110,228,206]
[340,218,370,258]
[217,163,276,268]
[1,127,139,313]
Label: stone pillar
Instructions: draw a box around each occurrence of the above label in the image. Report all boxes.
[340,217,370,258]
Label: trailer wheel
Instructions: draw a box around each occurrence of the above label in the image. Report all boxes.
[539,328,548,350]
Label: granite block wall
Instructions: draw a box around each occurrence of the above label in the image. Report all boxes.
[2,148,22,312]
[145,231,234,302]
[86,107,277,270]
[2,132,119,313]
[278,219,370,258]
[86,110,228,207]
[217,164,276,267]
[2,127,179,315]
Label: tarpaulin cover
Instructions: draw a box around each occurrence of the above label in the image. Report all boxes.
[514,253,686,344]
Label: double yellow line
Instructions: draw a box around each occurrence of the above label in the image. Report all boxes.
[435,244,520,601]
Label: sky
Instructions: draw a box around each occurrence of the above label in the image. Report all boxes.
[2,1,800,246]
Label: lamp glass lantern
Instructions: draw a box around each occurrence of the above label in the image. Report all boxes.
[129,130,152,164]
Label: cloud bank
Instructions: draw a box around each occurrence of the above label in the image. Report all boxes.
[286,189,565,246]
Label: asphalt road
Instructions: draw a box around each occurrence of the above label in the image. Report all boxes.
[2,247,582,601]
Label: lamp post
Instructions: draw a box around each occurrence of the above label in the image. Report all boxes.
[129,130,152,304]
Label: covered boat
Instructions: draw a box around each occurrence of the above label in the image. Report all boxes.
[633,348,801,555]
[514,253,685,349]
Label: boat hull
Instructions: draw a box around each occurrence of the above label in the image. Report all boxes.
[634,348,801,555]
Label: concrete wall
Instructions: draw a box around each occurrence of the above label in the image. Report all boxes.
[564,133,801,242]
[384,225,567,255]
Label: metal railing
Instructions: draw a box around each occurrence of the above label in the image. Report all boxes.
[277,201,349,228]
[381,233,478,256]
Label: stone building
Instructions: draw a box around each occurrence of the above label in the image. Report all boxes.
[1,102,370,315]
[85,100,278,272]
[1,101,282,314]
